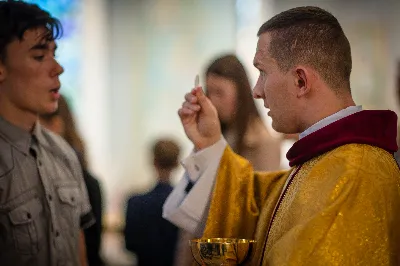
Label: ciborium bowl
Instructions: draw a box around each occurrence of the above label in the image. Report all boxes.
[189,238,256,265]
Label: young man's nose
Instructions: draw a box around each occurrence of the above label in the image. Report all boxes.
[52,60,64,76]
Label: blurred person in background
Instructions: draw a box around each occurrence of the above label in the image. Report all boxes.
[174,54,282,266]
[205,54,281,171]
[40,95,104,266]
[124,138,180,266]
[0,1,94,266]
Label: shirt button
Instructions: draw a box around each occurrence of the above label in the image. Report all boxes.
[194,164,200,171]
[38,160,42,166]
[56,231,60,237]
[48,194,53,201]
[26,212,32,219]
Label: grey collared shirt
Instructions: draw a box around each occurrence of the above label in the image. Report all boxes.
[0,116,95,266]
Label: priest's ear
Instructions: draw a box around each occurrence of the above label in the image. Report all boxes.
[293,66,312,98]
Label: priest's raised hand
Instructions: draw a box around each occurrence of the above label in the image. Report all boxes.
[178,87,221,150]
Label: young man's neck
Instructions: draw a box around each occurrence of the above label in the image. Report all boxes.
[0,98,37,132]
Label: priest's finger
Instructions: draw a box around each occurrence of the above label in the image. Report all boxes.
[182,101,200,112]
[178,107,195,117]
[185,92,198,104]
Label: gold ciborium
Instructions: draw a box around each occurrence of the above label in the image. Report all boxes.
[189,238,256,265]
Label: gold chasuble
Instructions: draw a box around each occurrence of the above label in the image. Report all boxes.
[202,110,400,265]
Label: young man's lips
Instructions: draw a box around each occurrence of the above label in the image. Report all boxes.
[49,88,61,100]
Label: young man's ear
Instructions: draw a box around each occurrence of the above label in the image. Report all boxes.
[0,60,7,83]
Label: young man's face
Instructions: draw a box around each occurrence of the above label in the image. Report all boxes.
[0,27,64,117]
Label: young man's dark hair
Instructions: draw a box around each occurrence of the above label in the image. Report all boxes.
[0,0,62,62]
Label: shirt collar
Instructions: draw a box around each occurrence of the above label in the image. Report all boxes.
[299,105,363,139]
[0,116,33,155]
[0,116,47,155]
[32,121,47,146]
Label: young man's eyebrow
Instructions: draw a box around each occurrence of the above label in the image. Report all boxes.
[29,43,48,50]
[29,43,57,51]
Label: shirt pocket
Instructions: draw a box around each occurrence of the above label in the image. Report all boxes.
[56,185,81,233]
[8,196,43,255]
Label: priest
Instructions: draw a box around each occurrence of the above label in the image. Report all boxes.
[163,6,400,265]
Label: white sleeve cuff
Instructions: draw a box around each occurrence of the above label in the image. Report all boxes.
[163,137,227,234]
[181,136,227,183]
[162,174,199,233]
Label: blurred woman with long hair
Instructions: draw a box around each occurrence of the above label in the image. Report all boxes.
[40,95,104,266]
[205,54,281,170]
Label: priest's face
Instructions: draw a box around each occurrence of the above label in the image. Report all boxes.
[252,32,302,134]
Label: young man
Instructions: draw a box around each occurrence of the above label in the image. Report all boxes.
[125,139,180,266]
[164,6,400,265]
[0,1,94,266]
